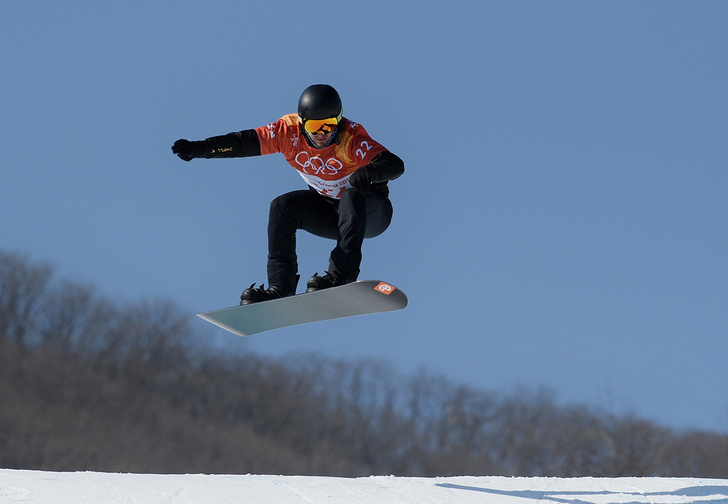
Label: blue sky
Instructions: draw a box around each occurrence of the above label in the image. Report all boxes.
[2,1,727,432]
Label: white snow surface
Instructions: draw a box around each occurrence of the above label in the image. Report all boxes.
[1,470,727,504]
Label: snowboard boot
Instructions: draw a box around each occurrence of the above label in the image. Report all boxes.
[305,271,348,293]
[240,275,299,305]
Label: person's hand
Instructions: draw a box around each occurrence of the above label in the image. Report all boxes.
[172,139,202,161]
[348,166,375,193]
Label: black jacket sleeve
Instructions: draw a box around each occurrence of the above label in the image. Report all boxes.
[364,150,404,196]
[199,129,261,158]
[367,151,405,182]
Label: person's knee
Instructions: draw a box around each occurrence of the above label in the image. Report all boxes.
[269,192,299,220]
[270,192,290,211]
[339,187,366,210]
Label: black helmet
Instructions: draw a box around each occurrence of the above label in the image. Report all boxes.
[297,84,343,121]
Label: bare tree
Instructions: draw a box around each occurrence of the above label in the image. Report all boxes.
[37,280,116,352]
[0,251,53,345]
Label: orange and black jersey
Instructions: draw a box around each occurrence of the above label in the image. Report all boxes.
[198,114,404,199]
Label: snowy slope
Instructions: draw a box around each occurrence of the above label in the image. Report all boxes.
[1,470,727,504]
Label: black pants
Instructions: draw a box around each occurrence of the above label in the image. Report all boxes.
[267,188,393,292]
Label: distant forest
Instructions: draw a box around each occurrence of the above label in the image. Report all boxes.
[1,249,726,477]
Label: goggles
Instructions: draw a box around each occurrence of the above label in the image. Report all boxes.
[302,116,339,135]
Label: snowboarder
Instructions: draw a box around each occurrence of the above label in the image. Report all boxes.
[172,84,404,305]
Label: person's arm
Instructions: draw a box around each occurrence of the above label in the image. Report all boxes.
[171,130,261,161]
[367,151,405,182]
[348,151,405,193]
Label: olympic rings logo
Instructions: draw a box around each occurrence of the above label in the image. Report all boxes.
[295,152,344,176]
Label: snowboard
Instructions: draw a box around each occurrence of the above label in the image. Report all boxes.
[197,280,408,337]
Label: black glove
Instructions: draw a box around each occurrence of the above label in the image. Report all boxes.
[348,166,375,193]
[172,139,204,162]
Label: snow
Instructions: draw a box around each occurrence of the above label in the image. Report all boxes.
[1,470,727,504]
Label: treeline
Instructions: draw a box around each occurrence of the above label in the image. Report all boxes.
[1,249,727,477]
